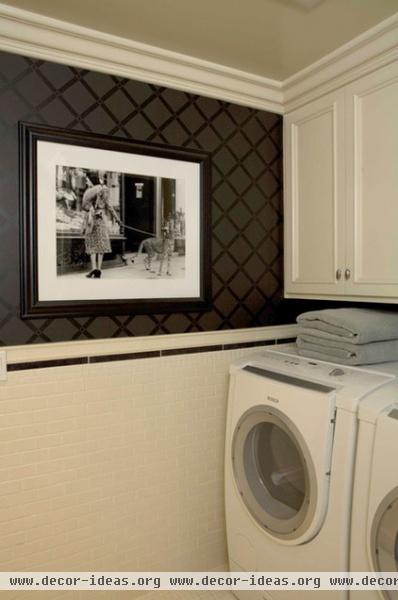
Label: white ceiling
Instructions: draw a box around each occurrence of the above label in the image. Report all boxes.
[3,0,398,79]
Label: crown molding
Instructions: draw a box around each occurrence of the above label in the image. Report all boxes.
[0,3,283,113]
[0,4,396,116]
[283,12,398,112]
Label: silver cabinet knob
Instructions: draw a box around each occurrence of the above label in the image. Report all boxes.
[336,269,342,280]
[344,268,351,280]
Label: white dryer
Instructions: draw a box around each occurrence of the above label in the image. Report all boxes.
[225,349,395,600]
[350,381,398,600]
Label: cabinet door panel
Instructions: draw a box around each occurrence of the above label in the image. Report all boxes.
[346,63,398,298]
[284,92,345,296]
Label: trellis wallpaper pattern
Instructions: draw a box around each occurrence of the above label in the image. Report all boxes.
[0,50,283,345]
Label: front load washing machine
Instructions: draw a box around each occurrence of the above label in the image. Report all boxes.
[225,349,395,600]
[350,381,398,600]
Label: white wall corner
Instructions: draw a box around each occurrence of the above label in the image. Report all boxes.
[283,12,398,112]
[0,2,284,113]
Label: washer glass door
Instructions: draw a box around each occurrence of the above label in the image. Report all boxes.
[372,489,398,600]
[232,405,317,541]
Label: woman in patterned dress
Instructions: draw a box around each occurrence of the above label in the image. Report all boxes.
[82,178,121,278]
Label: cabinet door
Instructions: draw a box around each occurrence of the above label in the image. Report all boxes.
[345,62,398,298]
[284,91,346,297]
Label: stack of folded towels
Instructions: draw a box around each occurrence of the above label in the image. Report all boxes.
[296,308,398,365]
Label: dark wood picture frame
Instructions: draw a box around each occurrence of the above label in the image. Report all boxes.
[19,122,211,318]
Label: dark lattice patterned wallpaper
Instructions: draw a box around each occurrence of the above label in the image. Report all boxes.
[0,51,284,345]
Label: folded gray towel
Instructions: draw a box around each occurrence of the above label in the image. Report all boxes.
[297,308,398,344]
[296,336,398,365]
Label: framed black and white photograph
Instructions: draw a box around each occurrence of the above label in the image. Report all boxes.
[19,123,211,318]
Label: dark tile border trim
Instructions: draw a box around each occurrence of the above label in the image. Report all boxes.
[7,337,296,372]
[8,357,89,371]
[90,351,160,363]
[223,339,276,351]
[161,344,223,357]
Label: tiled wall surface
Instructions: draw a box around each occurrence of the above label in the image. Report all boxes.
[0,346,266,600]
[0,50,283,346]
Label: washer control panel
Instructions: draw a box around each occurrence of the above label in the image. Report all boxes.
[230,346,396,411]
[236,349,394,395]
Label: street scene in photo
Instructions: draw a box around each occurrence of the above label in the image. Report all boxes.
[56,165,186,282]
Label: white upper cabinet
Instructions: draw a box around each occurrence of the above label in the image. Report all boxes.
[345,63,398,298]
[284,60,398,302]
[284,91,345,297]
